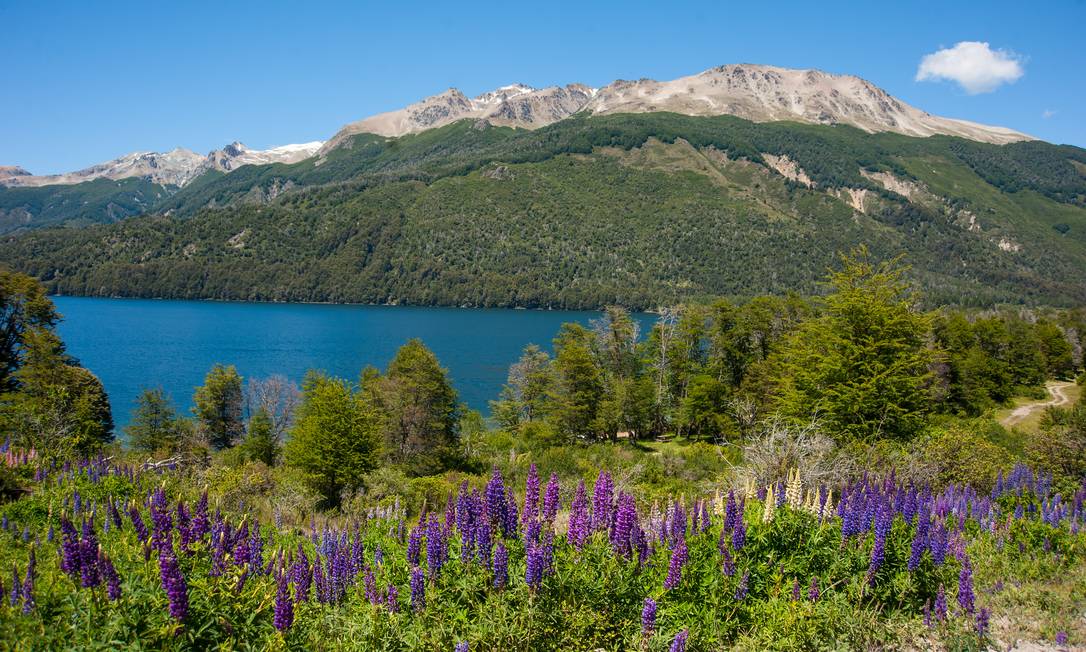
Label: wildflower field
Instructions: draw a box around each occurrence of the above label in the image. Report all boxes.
[1,442,1083,651]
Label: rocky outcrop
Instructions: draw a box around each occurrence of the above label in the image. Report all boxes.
[319,84,596,153]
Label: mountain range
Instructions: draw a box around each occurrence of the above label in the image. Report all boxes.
[1,64,1083,309]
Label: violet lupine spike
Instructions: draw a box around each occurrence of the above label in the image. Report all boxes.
[975,607,989,639]
[128,504,149,542]
[492,542,508,589]
[721,546,735,577]
[731,511,747,552]
[958,556,975,615]
[9,565,20,608]
[386,584,400,613]
[735,570,749,600]
[592,470,615,533]
[455,643,469,652]
[792,578,801,601]
[426,516,448,579]
[641,597,657,637]
[410,566,426,613]
[663,538,687,590]
[273,571,294,632]
[100,551,121,601]
[524,463,541,522]
[525,543,544,591]
[610,493,637,559]
[485,468,508,535]
[669,629,689,652]
[808,577,820,602]
[504,489,519,538]
[474,518,493,567]
[543,473,561,523]
[933,584,947,622]
[866,499,893,585]
[407,525,423,566]
[191,491,210,540]
[59,517,81,577]
[158,552,189,622]
[567,480,590,551]
[79,519,101,588]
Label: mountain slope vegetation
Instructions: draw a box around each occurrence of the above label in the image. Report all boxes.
[2,114,1085,309]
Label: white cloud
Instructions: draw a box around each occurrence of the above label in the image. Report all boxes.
[916,41,1024,94]
[1042,109,1057,119]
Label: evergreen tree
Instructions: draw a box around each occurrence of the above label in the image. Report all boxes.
[285,371,382,508]
[371,339,461,475]
[193,364,244,450]
[774,247,935,441]
[241,407,278,466]
[126,388,182,454]
[551,324,604,440]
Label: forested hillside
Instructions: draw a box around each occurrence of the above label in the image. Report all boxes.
[2,114,1085,308]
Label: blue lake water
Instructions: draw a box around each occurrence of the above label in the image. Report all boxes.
[52,297,655,430]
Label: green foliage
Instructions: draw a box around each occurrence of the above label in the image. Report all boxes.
[240,407,279,466]
[0,177,174,233]
[284,371,382,508]
[774,248,935,441]
[4,115,1086,309]
[1029,399,1086,494]
[192,363,244,450]
[365,339,462,476]
[125,387,185,454]
[0,268,59,392]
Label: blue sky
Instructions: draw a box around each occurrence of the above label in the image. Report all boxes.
[2,0,1084,174]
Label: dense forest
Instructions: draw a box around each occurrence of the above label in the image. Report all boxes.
[2,113,1086,309]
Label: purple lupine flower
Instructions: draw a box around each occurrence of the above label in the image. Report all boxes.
[908,513,930,572]
[866,500,892,585]
[492,542,508,589]
[407,525,423,566]
[274,571,294,632]
[923,600,932,628]
[591,470,615,534]
[610,493,637,559]
[364,566,379,604]
[958,556,975,615]
[735,570,749,600]
[149,488,173,553]
[663,539,687,590]
[524,464,541,522]
[59,517,81,577]
[9,565,20,607]
[46,524,54,543]
[128,504,149,542]
[485,468,508,534]
[723,491,738,532]
[721,546,735,577]
[1056,631,1068,645]
[386,584,399,613]
[474,518,493,567]
[426,516,448,579]
[374,545,383,566]
[567,480,590,551]
[641,597,657,637]
[934,584,947,622]
[100,551,121,601]
[929,522,948,566]
[808,577,820,602]
[504,489,520,538]
[191,491,210,540]
[975,607,989,638]
[410,566,426,613]
[669,629,689,652]
[455,643,469,652]
[732,511,746,551]
[525,543,544,591]
[543,473,561,523]
[792,578,801,601]
[158,552,189,622]
[79,519,101,588]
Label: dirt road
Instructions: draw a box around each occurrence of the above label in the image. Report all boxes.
[999,381,1075,428]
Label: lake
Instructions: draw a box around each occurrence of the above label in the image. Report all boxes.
[52,297,655,430]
